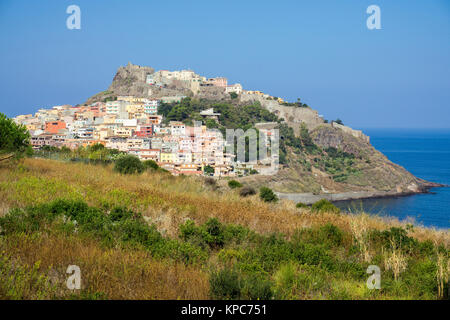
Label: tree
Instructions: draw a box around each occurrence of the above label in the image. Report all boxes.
[114,155,144,175]
[205,118,218,129]
[143,159,159,170]
[228,180,242,189]
[334,119,344,125]
[229,92,238,99]
[203,165,214,176]
[259,187,278,203]
[0,113,32,162]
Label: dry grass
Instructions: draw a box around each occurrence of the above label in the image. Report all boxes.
[0,158,448,247]
[383,239,408,281]
[0,233,209,299]
[349,214,372,263]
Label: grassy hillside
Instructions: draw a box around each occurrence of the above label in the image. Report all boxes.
[0,158,448,300]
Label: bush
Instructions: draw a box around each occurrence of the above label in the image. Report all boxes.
[296,202,309,209]
[242,274,273,300]
[228,180,243,189]
[114,155,144,175]
[239,186,256,197]
[203,165,214,176]
[142,160,159,170]
[0,112,32,161]
[229,92,238,99]
[311,199,340,214]
[319,223,344,247]
[210,268,241,299]
[179,218,225,249]
[259,187,278,203]
[204,177,217,187]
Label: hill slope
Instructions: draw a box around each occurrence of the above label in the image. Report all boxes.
[0,158,448,299]
[85,63,440,196]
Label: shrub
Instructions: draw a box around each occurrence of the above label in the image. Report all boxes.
[228,180,243,189]
[142,160,159,170]
[210,268,241,299]
[319,223,344,247]
[311,199,340,214]
[239,186,256,197]
[296,202,309,209]
[0,112,32,161]
[179,218,225,249]
[114,155,144,175]
[204,177,217,187]
[203,165,214,176]
[259,187,278,203]
[242,274,273,300]
[229,92,238,99]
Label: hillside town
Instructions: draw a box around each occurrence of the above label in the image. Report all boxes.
[13,69,280,177]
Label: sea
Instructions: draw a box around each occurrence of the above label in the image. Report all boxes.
[334,129,450,230]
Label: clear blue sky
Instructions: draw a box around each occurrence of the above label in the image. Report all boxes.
[1,0,449,129]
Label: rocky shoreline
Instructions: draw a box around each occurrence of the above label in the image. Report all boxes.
[276,182,447,205]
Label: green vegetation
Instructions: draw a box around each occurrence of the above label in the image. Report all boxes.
[35,144,123,164]
[0,113,32,162]
[296,202,309,209]
[229,92,238,99]
[143,159,159,170]
[0,159,448,300]
[114,155,145,175]
[158,97,278,132]
[228,180,243,189]
[203,165,214,176]
[259,187,278,203]
[311,199,341,214]
[2,199,446,299]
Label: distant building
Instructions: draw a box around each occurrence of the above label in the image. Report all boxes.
[45,121,66,134]
[200,108,221,121]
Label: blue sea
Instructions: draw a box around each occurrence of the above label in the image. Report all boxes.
[334,129,450,229]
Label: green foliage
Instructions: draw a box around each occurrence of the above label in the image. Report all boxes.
[0,200,207,264]
[205,118,219,129]
[229,92,238,99]
[239,186,256,197]
[241,274,273,300]
[35,145,123,164]
[311,199,340,214]
[114,155,144,175]
[370,227,418,252]
[228,180,243,189]
[0,113,32,160]
[142,159,159,170]
[1,195,446,300]
[179,218,225,249]
[318,224,344,247]
[296,202,309,209]
[210,268,241,299]
[259,187,278,203]
[203,165,214,176]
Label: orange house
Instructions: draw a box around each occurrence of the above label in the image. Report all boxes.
[45,121,66,134]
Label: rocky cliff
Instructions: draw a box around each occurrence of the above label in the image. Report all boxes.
[86,63,439,196]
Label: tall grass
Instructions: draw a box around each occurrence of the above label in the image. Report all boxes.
[0,158,448,300]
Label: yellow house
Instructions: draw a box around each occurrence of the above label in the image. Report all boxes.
[160,152,175,163]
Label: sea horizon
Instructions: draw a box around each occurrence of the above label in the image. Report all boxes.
[336,128,450,229]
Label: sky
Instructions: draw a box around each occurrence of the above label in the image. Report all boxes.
[0,0,449,129]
